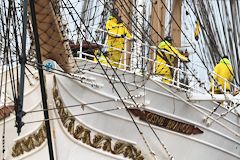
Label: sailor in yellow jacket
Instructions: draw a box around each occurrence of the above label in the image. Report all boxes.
[211,56,233,94]
[156,36,189,83]
[105,9,132,67]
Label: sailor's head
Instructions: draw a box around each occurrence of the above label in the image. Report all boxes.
[219,55,231,64]
[164,36,172,43]
[111,8,119,17]
[222,55,229,59]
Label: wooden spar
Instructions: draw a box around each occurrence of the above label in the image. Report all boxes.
[113,0,133,69]
[113,0,132,30]
[230,0,239,82]
[171,0,183,69]
[17,0,28,135]
[29,1,55,159]
[150,0,166,73]
[150,0,166,45]
[28,0,77,73]
[171,0,182,47]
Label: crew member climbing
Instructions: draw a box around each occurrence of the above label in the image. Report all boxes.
[155,36,189,83]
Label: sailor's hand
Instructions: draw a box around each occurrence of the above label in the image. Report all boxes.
[181,57,190,63]
[183,49,189,57]
[117,16,123,23]
[233,89,239,96]
[129,38,135,42]
[121,33,126,38]
[103,51,108,57]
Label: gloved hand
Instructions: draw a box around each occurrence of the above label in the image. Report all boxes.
[121,33,126,38]
[103,51,108,57]
[117,17,123,23]
[184,49,189,57]
[185,58,190,63]
[129,38,135,42]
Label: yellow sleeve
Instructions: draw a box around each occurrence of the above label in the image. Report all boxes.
[124,27,132,39]
[161,42,188,61]
[106,19,112,31]
[194,20,200,41]
[106,19,119,37]
[106,18,132,39]
[170,45,188,61]
[116,23,132,39]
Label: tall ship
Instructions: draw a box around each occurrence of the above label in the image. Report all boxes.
[0,0,239,159]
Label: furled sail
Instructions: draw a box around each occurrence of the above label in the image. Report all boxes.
[28,0,78,73]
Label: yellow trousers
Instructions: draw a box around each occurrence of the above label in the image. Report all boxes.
[107,49,121,67]
[155,58,173,84]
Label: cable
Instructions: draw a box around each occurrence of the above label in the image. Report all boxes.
[63,1,175,158]
[119,0,215,95]
[57,1,160,158]
[25,99,118,114]
[186,0,239,85]
[2,26,9,158]
[24,105,138,125]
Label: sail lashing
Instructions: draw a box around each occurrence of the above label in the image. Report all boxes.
[28,0,78,73]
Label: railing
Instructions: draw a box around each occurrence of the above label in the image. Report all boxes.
[75,26,240,95]
[210,72,239,95]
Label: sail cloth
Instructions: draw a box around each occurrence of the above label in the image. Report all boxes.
[28,0,77,73]
[194,20,200,41]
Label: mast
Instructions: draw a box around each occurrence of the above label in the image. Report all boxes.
[113,0,133,68]
[171,0,183,70]
[150,0,166,44]
[131,0,145,71]
[171,0,182,47]
[113,0,132,29]
[29,1,55,159]
[150,0,166,73]
[16,0,28,135]
[230,0,240,82]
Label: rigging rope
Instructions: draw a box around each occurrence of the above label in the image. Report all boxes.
[186,0,239,85]
[58,0,159,158]
[0,0,238,158]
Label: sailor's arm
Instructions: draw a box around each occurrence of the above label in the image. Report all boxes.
[124,27,132,39]
[106,20,121,38]
[158,41,188,61]
[169,45,188,62]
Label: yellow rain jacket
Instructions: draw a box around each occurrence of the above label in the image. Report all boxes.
[211,58,233,93]
[156,40,188,83]
[106,16,132,67]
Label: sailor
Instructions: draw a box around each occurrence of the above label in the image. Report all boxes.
[155,36,189,83]
[210,56,233,94]
[105,8,132,67]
